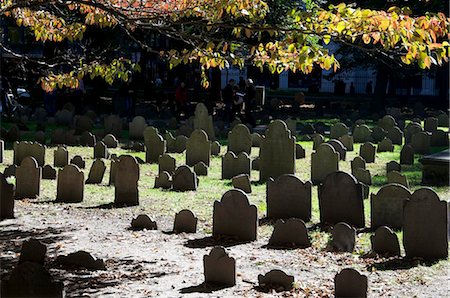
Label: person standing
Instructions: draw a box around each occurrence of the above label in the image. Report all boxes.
[175,81,188,119]
[222,79,235,122]
[244,78,256,127]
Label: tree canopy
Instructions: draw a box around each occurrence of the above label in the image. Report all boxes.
[1,0,449,91]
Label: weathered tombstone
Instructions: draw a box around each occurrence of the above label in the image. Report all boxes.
[386,161,401,174]
[371,126,387,143]
[258,270,294,292]
[252,132,263,147]
[228,124,251,155]
[319,172,365,227]
[70,155,85,169]
[173,209,197,233]
[129,116,147,139]
[104,114,123,137]
[94,141,108,159]
[194,161,208,176]
[131,214,157,230]
[53,146,68,168]
[331,222,356,252]
[211,141,221,156]
[400,144,414,165]
[378,115,397,131]
[328,139,347,160]
[405,122,423,144]
[14,141,45,167]
[86,159,106,184]
[330,122,348,139]
[351,156,366,175]
[158,154,176,174]
[387,127,403,145]
[370,226,400,256]
[231,174,251,193]
[266,174,311,221]
[172,165,197,191]
[203,247,235,286]
[213,189,257,241]
[186,129,210,167]
[377,137,394,152]
[19,238,47,265]
[102,134,119,148]
[42,165,56,180]
[311,143,339,185]
[260,120,295,181]
[56,164,84,203]
[0,173,14,219]
[268,218,310,248]
[403,188,448,260]
[424,117,438,132]
[15,157,40,199]
[193,103,215,141]
[80,131,96,147]
[334,268,367,298]
[312,133,325,150]
[430,129,449,147]
[360,142,376,163]
[371,184,411,229]
[222,152,251,179]
[387,170,409,188]
[339,135,354,151]
[114,155,139,206]
[295,143,306,159]
[353,125,372,143]
[154,171,172,189]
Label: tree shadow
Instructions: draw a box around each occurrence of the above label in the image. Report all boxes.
[366,257,440,271]
[184,236,250,248]
[179,282,231,294]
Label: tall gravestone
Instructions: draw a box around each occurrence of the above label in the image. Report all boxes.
[15,157,41,199]
[193,103,215,141]
[144,127,166,163]
[94,141,108,159]
[371,184,411,229]
[56,164,84,203]
[114,155,139,206]
[186,129,210,166]
[360,142,376,163]
[259,120,295,182]
[53,146,68,168]
[227,124,251,155]
[311,143,339,185]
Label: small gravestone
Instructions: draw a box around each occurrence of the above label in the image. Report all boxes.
[371,184,411,229]
[56,251,105,270]
[295,143,306,159]
[266,174,311,221]
[144,127,166,163]
[330,122,348,139]
[370,226,400,256]
[371,126,387,143]
[56,164,84,203]
[360,142,376,163]
[351,156,366,175]
[339,135,354,151]
[387,126,403,145]
[42,165,56,180]
[70,155,85,169]
[258,270,294,292]
[311,143,339,185]
[228,124,251,155]
[211,141,221,156]
[312,134,324,150]
[331,222,356,252]
[80,131,96,147]
[19,238,46,265]
[173,209,197,233]
[86,159,106,184]
[94,141,108,159]
[115,155,139,206]
[222,152,251,179]
[319,172,365,227]
[172,165,197,191]
[353,125,372,143]
[232,174,251,193]
[252,132,262,147]
[3,165,17,178]
[213,189,257,241]
[268,218,310,248]
[186,129,210,166]
[424,117,438,132]
[102,134,119,148]
[403,188,448,260]
[194,161,208,176]
[386,161,401,174]
[334,268,367,298]
[405,122,423,144]
[53,146,68,168]
[0,173,14,219]
[15,157,40,199]
[387,170,409,188]
[377,137,394,152]
[154,171,172,189]
[174,135,188,153]
[159,154,176,174]
[203,247,235,286]
[129,116,147,139]
[400,144,414,165]
[131,214,157,230]
[328,139,347,160]
[430,130,449,147]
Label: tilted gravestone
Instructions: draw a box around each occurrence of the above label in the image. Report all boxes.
[222,152,251,180]
[102,134,119,148]
[213,189,257,241]
[403,188,448,260]
[131,214,157,230]
[70,155,85,169]
[86,159,106,184]
[14,141,45,167]
[80,131,96,147]
[114,155,139,206]
[56,164,84,203]
[331,222,356,252]
[328,139,347,161]
[231,174,251,193]
[266,174,311,221]
[387,126,403,145]
[387,170,409,188]
[0,173,14,219]
[144,127,166,163]
[53,146,68,168]
[319,172,365,227]
[15,157,40,199]
[173,209,198,233]
[351,156,366,175]
[371,183,411,230]
[339,134,354,151]
[159,154,176,175]
[42,165,56,180]
[371,126,387,143]
[186,129,210,166]
[386,161,401,174]
[353,125,372,143]
[227,124,251,155]
[296,143,306,159]
[400,144,414,165]
[334,268,367,298]
[154,171,172,189]
[172,165,197,191]
[129,116,147,140]
[258,270,294,292]
[311,143,339,185]
[194,161,208,177]
[94,141,109,159]
[330,122,348,139]
[268,218,310,248]
[360,142,376,163]
[377,137,394,152]
[370,226,401,256]
[203,247,235,286]
[260,120,295,182]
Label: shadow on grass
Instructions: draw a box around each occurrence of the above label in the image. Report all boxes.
[81,202,135,209]
[366,257,441,271]
[184,236,251,248]
[180,282,232,294]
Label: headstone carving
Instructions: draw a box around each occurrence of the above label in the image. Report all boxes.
[173,209,198,233]
[203,247,235,286]
[15,157,40,199]
[186,129,210,166]
[228,124,251,155]
[0,173,14,219]
[334,268,367,298]
[400,145,414,165]
[311,143,339,185]
[86,159,106,184]
[172,165,197,192]
[131,214,157,230]
[114,155,139,206]
[53,146,68,168]
[268,218,310,248]
[370,226,400,256]
[56,164,84,203]
[371,183,411,229]
[331,222,356,252]
[360,142,376,163]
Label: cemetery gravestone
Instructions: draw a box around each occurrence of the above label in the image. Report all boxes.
[387,127,403,145]
[400,144,414,165]
[56,165,84,203]
[222,152,251,180]
[154,171,172,189]
[378,115,397,131]
[311,143,339,185]
[295,143,306,159]
[371,126,387,143]
[411,132,431,155]
[159,154,176,175]
[339,135,354,151]
[104,115,123,137]
[386,161,401,174]
[228,124,252,155]
[15,157,40,199]
[194,162,208,176]
[252,133,263,147]
[371,184,411,229]
[334,268,367,298]
[193,103,215,141]
[94,141,108,159]
[173,209,198,233]
[70,155,85,169]
[129,116,147,140]
[53,146,68,168]
[131,215,157,230]
[174,135,188,153]
[353,125,372,143]
[360,142,376,163]
[405,123,423,144]
[186,129,210,166]
[268,218,310,248]
[80,131,96,147]
[203,247,235,286]
[211,141,221,156]
[14,141,45,167]
[377,137,394,152]
[312,134,324,150]
[387,171,409,188]
[258,270,294,292]
[330,122,348,139]
[328,139,347,160]
[115,155,139,206]
[0,173,14,219]
[370,226,401,256]
[351,156,366,175]
[424,117,438,132]
[430,130,449,147]
[86,159,106,184]
[331,222,356,252]
[231,174,252,193]
[42,165,56,180]
[172,166,197,191]
[102,134,119,148]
